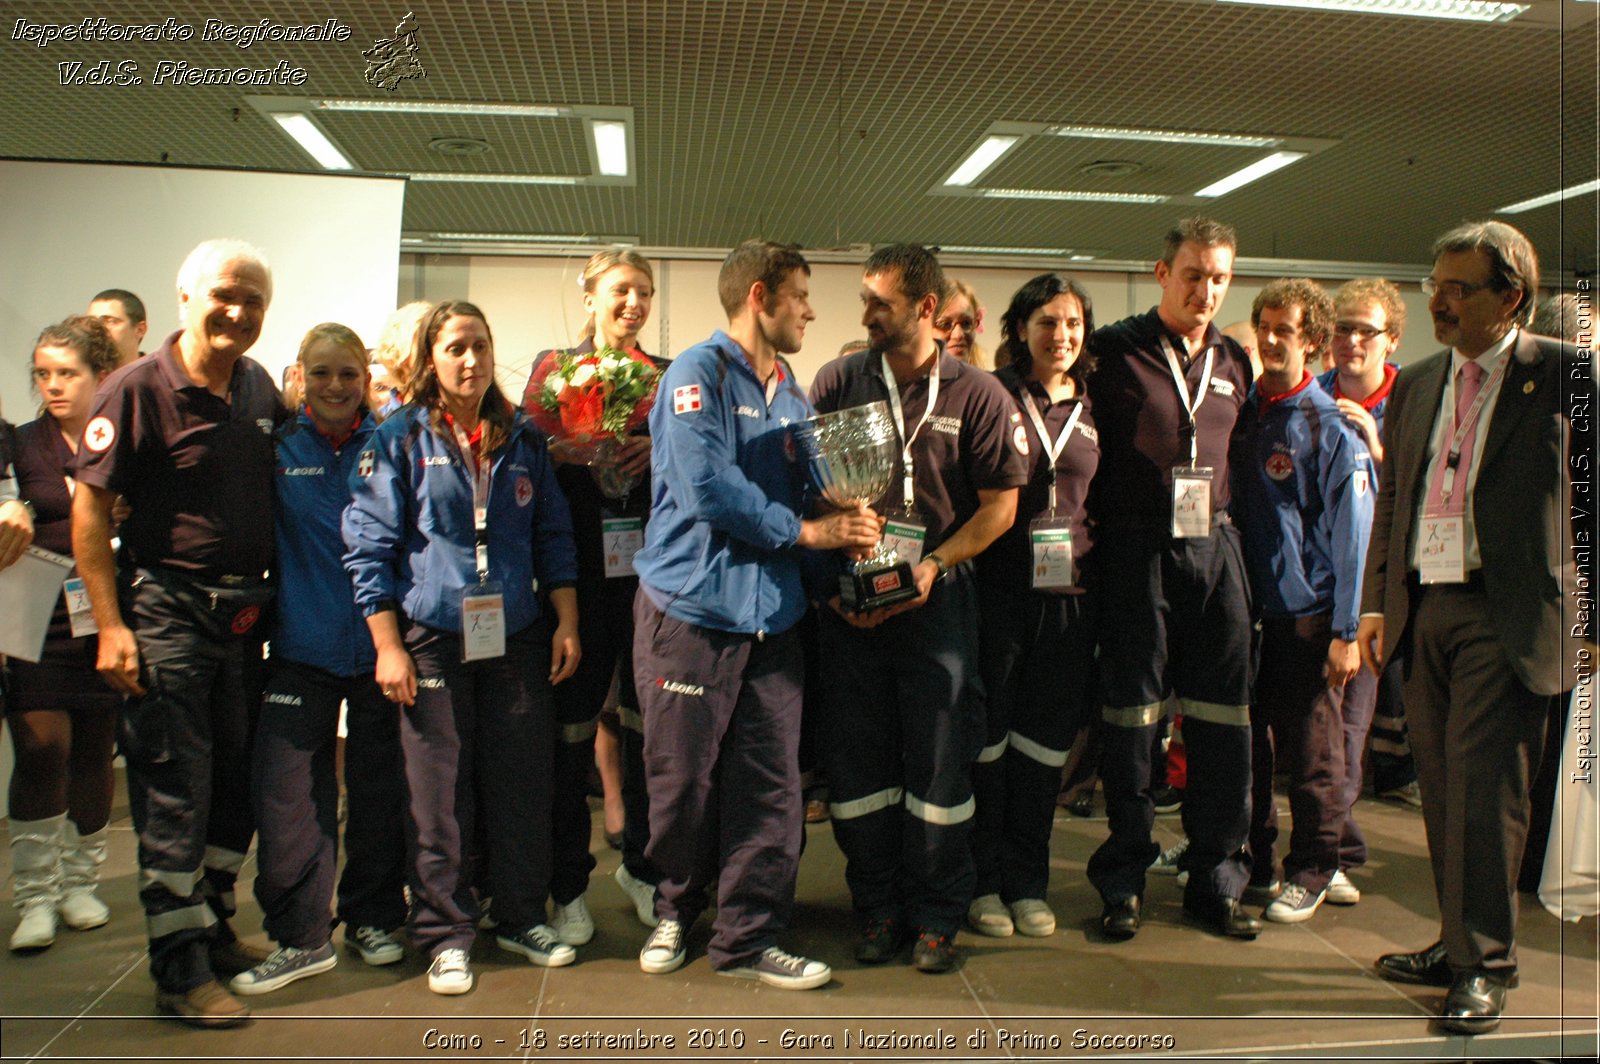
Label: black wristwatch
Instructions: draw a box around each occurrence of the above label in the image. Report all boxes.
[926,552,952,584]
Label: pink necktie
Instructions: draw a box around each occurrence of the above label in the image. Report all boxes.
[1424,359,1484,518]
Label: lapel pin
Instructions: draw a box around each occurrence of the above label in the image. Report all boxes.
[1523,380,1535,394]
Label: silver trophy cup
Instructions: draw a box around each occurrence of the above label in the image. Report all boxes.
[796,400,919,612]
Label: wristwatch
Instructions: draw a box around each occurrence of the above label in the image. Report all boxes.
[926,552,951,584]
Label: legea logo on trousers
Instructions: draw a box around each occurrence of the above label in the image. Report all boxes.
[657,677,705,697]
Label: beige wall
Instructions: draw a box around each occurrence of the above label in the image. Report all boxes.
[401,252,1445,402]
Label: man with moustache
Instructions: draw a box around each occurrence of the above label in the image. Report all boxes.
[1084,217,1260,941]
[1357,221,1591,1034]
[810,244,1027,974]
[71,239,280,1027]
[1232,278,1374,924]
[631,241,879,990]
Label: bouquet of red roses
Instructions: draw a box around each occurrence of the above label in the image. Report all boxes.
[527,345,660,496]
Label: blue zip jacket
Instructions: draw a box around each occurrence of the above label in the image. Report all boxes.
[1317,363,1397,477]
[343,404,577,636]
[273,410,378,677]
[1232,374,1376,640]
[633,330,813,636]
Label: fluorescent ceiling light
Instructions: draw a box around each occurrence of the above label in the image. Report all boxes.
[1068,254,1098,262]
[981,188,1169,204]
[1193,150,1308,197]
[271,113,353,170]
[590,120,630,177]
[1495,179,1600,214]
[941,245,1071,255]
[314,99,569,117]
[1215,0,1528,22]
[430,232,637,243]
[946,136,1020,187]
[1044,124,1279,149]
[403,172,579,185]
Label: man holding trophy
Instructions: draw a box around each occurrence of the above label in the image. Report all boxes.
[630,240,880,990]
[810,244,1027,974]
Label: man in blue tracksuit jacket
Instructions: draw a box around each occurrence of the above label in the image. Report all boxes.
[630,241,881,990]
[1231,279,1376,924]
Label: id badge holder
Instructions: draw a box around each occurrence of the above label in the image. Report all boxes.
[64,577,99,638]
[1028,517,1075,590]
[601,517,645,579]
[461,581,506,662]
[1171,467,1213,539]
[882,515,928,564]
[1417,514,1467,584]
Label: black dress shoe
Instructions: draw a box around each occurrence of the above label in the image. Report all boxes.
[1183,895,1262,939]
[1376,943,1520,989]
[1434,971,1508,1035]
[1100,897,1141,940]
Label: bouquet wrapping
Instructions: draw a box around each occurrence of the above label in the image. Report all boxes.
[527,346,660,497]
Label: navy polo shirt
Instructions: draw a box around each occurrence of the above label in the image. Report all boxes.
[72,330,280,581]
[808,344,1028,551]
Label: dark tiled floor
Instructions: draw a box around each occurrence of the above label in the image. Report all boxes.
[1,794,1595,1063]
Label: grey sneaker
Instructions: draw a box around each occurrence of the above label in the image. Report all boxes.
[719,946,830,990]
[639,918,686,974]
[427,948,473,995]
[347,925,404,966]
[966,893,1013,937]
[1149,837,1188,875]
[229,942,337,995]
[1265,882,1327,923]
[497,924,576,967]
[1009,898,1057,937]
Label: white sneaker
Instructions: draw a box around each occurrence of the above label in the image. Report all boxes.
[550,895,595,946]
[347,925,404,966]
[230,943,337,995]
[966,893,1013,937]
[497,924,576,967]
[1326,869,1361,905]
[57,889,110,931]
[1009,898,1057,937]
[10,899,58,951]
[718,946,830,990]
[428,948,473,995]
[639,918,686,974]
[615,865,659,928]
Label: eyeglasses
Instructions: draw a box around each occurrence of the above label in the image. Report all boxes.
[1334,322,1389,341]
[1421,277,1496,301]
[935,315,977,334]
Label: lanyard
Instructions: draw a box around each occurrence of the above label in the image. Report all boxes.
[1019,389,1084,517]
[451,422,493,581]
[881,353,940,514]
[1438,350,1509,504]
[1158,335,1214,466]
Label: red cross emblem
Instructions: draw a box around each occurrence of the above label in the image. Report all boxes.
[85,417,115,453]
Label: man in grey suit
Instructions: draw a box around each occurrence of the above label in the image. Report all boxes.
[1355,220,1592,1035]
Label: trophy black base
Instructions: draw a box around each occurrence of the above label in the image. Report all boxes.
[840,561,920,613]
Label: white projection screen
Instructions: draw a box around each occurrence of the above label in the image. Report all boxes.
[0,159,405,421]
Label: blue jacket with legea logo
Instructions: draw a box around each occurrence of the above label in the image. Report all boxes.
[633,330,813,636]
[273,410,378,676]
[343,404,577,636]
[1232,375,1376,640]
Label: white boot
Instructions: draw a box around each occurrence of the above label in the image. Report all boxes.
[9,815,64,951]
[58,822,111,930]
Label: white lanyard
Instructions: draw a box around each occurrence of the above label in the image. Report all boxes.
[1019,389,1084,517]
[1158,335,1214,466]
[881,353,940,514]
[451,422,493,581]
[1437,351,1509,504]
